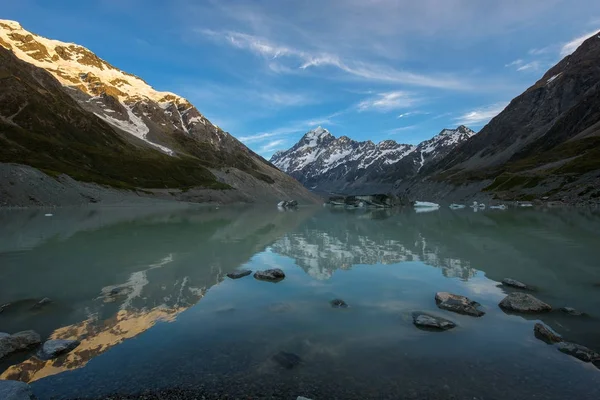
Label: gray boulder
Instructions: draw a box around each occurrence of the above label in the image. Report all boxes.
[502,278,534,290]
[534,322,563,344]
[226,269,252,279]
[435,292,485,317]
[278,200,298,209]
[330,299,348,308]
[254,268,286,282]
[557,342,600,363]
[37,339,80,360]
[412,312,456,331]
[0,330,41,359]
[0,380,36,400]
[560,307,586,316]
[498,293,552,313]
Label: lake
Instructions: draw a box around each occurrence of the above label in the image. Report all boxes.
[1,205,600,400]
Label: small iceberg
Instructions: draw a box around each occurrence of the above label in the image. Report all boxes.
[449,204,466,209]
[471,201,486,210]
[414,201,440,208]
[415,207,440,213]
[44,213,53,217]
[518,202,534,207]
[490,204,507,210]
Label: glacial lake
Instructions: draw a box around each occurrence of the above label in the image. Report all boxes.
[1,205,600,400]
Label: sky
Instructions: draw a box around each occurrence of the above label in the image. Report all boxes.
[3,0,600,158]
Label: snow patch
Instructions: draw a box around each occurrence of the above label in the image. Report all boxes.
[546,72,562,84]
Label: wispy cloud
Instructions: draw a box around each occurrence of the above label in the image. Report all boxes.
[454,102,508,126]
[560,28,600,56]
[358,91,419,112]
[505,59,524,67]
[386,125,418,134]
[397,110,428,119]
[259,139,287,153]
[506,59,544,72]
[198,29,470,90]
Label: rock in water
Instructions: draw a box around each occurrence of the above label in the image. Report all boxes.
[0,380,36,400]
[502,278,533,290]
[297,397,313,400]
[272,351,302,369]
[0,330,42,359]
[226,269,252,279]
[31,297,52,310]
[254,268,286,282]
[37,339,80,360]
[560,307,586,316]
[412,312,456,331]
[435,292,485,317]
[278,200,298,209]
[557,342,600,363]
[534,322,563,344]
[498,293,552,313]
[330,299,348,308]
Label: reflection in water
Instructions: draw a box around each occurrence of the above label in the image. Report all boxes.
[0,206,599,399]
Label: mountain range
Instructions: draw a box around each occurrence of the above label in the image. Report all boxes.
[271,125,476,195]
[0,19,317,206]
[272,31,600,204]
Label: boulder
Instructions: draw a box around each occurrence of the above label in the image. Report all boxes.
[412,312,456,331]
[254,268,286,282]
[560,307,586,316]
[31,297,52,310]
[557,342,600,363]
[272,351,302,369]
[435,292,485,317]
[0,380,36,400]
[498,293,551,313]
[501,278,534,291]
[297,397,313,400]
[0,330,41,359]
[278,200,298,209]
[226,269,252,279]
[37,339,80,360]
[534,322,563,344]
[0,303,9,313]
[330,299,348,308]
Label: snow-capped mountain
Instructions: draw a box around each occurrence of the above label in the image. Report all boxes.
[271,125,476,194]
[0,19,318,205]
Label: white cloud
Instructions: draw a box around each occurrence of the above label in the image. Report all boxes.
[505,59,523,67]
[199,29,470,90]
[397,110,428,119]
[516,60,542,72]
[560,28,600,56]
[260,139,287,153]
[454,102,508,126]
[358,91,419,112]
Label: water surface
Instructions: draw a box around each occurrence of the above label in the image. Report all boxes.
[1,205,600,399]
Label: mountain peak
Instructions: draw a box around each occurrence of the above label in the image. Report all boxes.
[0,20,22,30]
[305,126,331,138]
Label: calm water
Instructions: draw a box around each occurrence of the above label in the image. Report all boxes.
[1,205,600,399]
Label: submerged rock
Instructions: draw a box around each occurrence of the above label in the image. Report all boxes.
[557,342,600,363]
[0,380,36,400]
[498,293,551,313]
[272,351,302,369]
[502,278,534,290]
[254,268,286,282]
[31,297,52,310]
[0,330,41,359]
[435,292,485,317]
[534,322,563,344]
[330,299,348,308]
[412,312,456,331]
[226,269,252,279]
[560,307,586,316]
[37,339,80,360]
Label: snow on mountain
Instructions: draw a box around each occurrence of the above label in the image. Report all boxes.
[271,125,476,194]
[0,19,218,155]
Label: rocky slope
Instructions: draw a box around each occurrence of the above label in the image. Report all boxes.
[271,125,475,194]
[0,19,318,206]
[411,31,600,204]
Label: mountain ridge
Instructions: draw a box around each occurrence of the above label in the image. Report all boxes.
[271,125,476,194]
[0,19,319,206]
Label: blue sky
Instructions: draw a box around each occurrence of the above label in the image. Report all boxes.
[3,0,600,158]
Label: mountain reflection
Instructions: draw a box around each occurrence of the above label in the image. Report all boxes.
[271,208,477,280]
